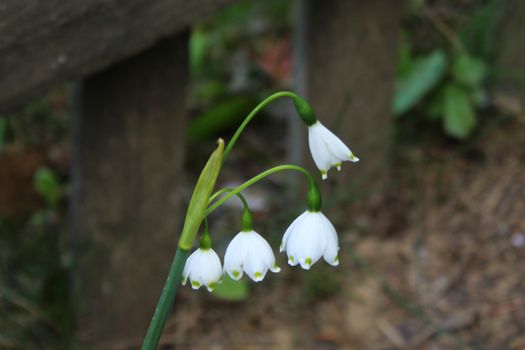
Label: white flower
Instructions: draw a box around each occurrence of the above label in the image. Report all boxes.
[224,230,281,282]
[182,248,223,292]
[308,121,359,179]
[280,211,339,269]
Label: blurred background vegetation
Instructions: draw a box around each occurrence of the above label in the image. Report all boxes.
[1,0,524,348]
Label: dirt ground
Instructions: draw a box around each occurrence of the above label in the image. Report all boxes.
[161,116,525,350]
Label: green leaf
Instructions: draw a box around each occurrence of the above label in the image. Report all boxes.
[443,84,476,139]
[452,53,487,87]
[393,50,447,116]
[33,167,62,208]
[212,275,248,301]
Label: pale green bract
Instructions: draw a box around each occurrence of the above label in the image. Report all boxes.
[178,139,224,250]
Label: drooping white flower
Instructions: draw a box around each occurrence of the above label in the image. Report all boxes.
[182,248,223,292]
[280,211,339,269]
[224,230,281,282]
[308,121,359,179]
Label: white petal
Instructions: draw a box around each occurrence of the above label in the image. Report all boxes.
[281,212,307,252]
[187,250,205,289]
[199,249,223,286]
[250,231,280,274]
[243,251,268,282]
[182,252,196,285]
[224,233,248,280]
[225,231,279,282]
[308,123,331,173]
[319,214,340,266]
[283,213,309,265]
[301,214,327,268]
[286,212,326,270]
[185,248,222,291]
[282,211,340,270]
[284,214,310,266]
[308,121,359,176]
[317,122,353,161]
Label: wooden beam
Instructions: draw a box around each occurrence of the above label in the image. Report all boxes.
[0,0,235,112]
[304,0,402,189]
[70,32,189,348]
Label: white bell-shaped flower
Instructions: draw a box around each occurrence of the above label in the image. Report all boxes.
[224,230,281,282]
[182,248,223,292]
[308,121,359,179]
[280,211,339,269]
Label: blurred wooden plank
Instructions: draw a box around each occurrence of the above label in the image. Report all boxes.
[0,0,234,112]
[304,0,402,188]
[70,32,189,348]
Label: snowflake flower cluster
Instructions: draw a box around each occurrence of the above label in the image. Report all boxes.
[182,209,340,292]
[182,118,357,292]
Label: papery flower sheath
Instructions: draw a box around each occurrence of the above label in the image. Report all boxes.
[280,211,339,269]
[308,121,359,179]
[224,230,281,282]
[182,248,223,292]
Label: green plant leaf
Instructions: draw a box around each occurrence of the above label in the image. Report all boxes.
[443,84,476,139]
[212,275,248,301]
[452,53,487,87]
[393,50,447,116]
[33,167,62,208]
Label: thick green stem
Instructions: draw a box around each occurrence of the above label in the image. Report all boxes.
[222,91,317,162]
[141,248,189,350]
[205,164,315,216]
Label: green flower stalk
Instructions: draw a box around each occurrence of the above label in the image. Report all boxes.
[205,164,314,216]
[141,139,223,350]
[222,91,358,179]
[222,91,316,160]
